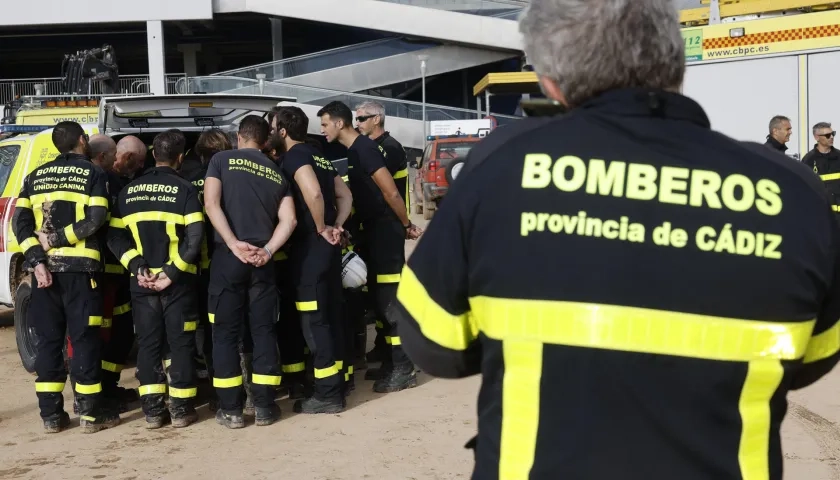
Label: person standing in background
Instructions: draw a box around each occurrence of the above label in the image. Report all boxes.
[764,115,792,154]
[802,122,840,213]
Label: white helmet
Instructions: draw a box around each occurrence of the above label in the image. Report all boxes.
[341,251,367,289]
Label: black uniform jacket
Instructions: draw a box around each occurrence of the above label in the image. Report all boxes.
[395,88,840,480]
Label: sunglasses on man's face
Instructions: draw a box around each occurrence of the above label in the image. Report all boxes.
[355,115,376,123]
[820,131,837,139]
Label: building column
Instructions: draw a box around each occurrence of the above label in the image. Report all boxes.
[147,21,166,95]
[177,44,202,77]
[270,18,283,79]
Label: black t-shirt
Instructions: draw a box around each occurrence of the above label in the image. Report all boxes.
[205,148,291,246]
[375,132,408,206]
[281,142,339,237]
[347,134,388,222]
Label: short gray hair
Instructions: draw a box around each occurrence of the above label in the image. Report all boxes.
[354,101,386,127]
[769,115,790,134]
[813,121,832,134]
[518,0,685,107]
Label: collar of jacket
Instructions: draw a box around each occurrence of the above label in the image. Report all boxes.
[576,88,711,128]
[55,152,90,163]
[765,135,788,152]
[811,144,839,156]
[372,131,391,144]
[142,165,179,177]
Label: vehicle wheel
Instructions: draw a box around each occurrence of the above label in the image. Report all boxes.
[445,159,466,185]
[14,276,36,374]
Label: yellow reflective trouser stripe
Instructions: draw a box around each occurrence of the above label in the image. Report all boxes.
[345,365,355,381]
[48,247,100,261]
[213,376,243,388]
[821,172,840,181]
[336,360,343,371]
[139,384,167,396]
[184,321,197,332]
[208,313,215,324]
[396,266,477,351]
[377,273,401,283]
[314,363,340,379]
[35,381,65,393]
[169,386,198,398]
[63,224,78,245]
[75,382,102,394]
[393,168,408,179]
[282,362,305,373]
[105,264,125,274]
[296,301,318,312]
[470,296,816,480]
[167,223,197,274]
[804,320,840,363]
[20,237,39,252]
[833,205,840,212]
[101,361,123,373]
[88,316,103,326]
[121,249,140,269]
[113,302,132,315]
[273,250,288,261]
[386,336,401,346]
[252,374,282,386]
[17,198,31,208]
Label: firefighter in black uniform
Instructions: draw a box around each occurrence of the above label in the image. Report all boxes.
[355,101,410,376]
[317,101,422,393]
[88,134,139,413]
[395,1,840,479]
[272,106,354,413]
[204,115,297,429]
[107,130,203,429]
[802,121,840,214]
[13,121,116,433]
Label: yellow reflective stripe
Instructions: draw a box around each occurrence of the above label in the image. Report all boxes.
[139,384,167,396]
[820,172,840,181]
[377,273,401,283]
[386,336,402,346]
[200,258,211,269]
[20,237,39,252]
[336,360,343,371]
[252,374,282,386]
[123,211,189,226]
[89,196,108,207]
[166,223,197,274]
[149,267,164,275]
[17,198,31,209]
[213,376,243,388]
[208,313,215,324]
[282,362,306,373]
[833,205,840,213]
[738,360,783,480]
[184,321,197,332]
[804,321,840,363]
[49,247,100,261]
[163,358,172,368]
[184,212,204,225]
[128,224,142,256]
[273,250,288,261]
[88,316,103,326]
[341,175,349,182]
[31,191,90,207]
[397,266,477,351]
[63,224,78,245]
[499,340,542,480]
[74,382,102,394]
[35,381,65,393]
[393,168,408,179]
[34,207,43,231]
[314,363,340,379]
[375,320,384,329]
[113,302,132,315]
[472,297,814,361]
[102,318,112,328]
[105,264,125,274]
[109,217,125,229]
[169,386,198,398]
[296,301,318,312]
[101,361,123,373]
[348,365,354,375]
[120,249,140,269]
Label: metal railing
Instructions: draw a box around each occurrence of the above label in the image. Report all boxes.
[0,74,187,105]
[213,38,438,82]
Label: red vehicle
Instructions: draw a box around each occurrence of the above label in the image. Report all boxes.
[412,135,482,220]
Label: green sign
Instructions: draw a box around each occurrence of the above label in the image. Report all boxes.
[682,29,703,62]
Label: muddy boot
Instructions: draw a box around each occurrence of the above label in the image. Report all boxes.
[344,375,356,397]
[240,353,254,416]
[365,355,393,381]
[208,396,219,413]
[169,399,198,429]
[140,391,168,429]
[365,343,387,364]
[255,404,282,426]
[43,411,71,434]
[216,409,245,429]
[373,363,418,393]
[293,396,345,414]
[77,394,120,434]
[145,412,171,429]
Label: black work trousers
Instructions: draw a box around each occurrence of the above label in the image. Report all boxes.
[291,234,343,400]
[361,216,409,366]
[197,270,213,378]
[32,272,103,419]
[276,252,306,379]
[101,273,134,397]
[132,278,199,417]
[209,247,281,413]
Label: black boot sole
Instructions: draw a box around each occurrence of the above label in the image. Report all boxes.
[373,375,418,393]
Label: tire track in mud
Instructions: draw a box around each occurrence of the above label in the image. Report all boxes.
[789,401,840,478]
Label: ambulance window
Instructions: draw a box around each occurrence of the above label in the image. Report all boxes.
[0,145,20,193]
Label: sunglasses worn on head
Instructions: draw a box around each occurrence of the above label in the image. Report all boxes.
[356,114,376,123]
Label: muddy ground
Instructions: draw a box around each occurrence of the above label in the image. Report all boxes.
[0,214,839,479]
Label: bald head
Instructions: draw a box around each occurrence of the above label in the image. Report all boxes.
[88,134,117,171]
[115,135,147,176]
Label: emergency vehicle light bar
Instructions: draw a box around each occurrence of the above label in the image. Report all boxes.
[0,125,53,134]
[426,134,486,141]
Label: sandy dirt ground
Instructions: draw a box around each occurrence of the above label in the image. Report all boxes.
[0,212,839,479]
